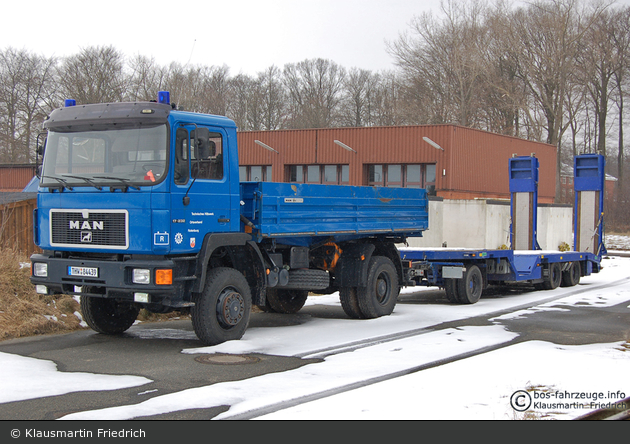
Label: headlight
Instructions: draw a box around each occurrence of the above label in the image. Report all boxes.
[33,263,48,277]
[132,268,151,284]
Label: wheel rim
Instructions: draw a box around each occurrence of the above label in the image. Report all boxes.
[375,271,391,304]
[469,270,482,297]
[216,287,245,328]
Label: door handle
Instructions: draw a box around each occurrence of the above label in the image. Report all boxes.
[218,218,230,223]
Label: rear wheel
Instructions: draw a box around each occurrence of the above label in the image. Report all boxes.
[340,287,365,319]
[444,279,460,303]
[80,295,139,335]
[542,262,562,290]
[266,288,308,314]
[561,261,581,287]
[456,265,483,304]
[357,256,399,318]
[192,267,252,345]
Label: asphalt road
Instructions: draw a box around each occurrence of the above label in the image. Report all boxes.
[1,283,629,421]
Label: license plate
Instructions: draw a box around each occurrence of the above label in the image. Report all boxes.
[68,266,99,277]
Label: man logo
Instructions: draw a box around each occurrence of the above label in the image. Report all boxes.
[70,220,104,230]
[81,231,93,243]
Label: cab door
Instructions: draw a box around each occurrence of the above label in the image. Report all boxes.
[170,125,232,253]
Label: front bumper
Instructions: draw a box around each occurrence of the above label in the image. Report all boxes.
[29,253,193,308]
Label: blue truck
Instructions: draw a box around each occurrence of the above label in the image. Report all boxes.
[29,92,429,345]
[29,93,605,345]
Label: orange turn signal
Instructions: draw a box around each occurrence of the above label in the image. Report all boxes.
[155,269,173,285]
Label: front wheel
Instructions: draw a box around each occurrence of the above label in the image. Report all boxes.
[192,267,252,345]
[80,295,139,335]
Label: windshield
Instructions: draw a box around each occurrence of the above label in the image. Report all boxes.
[40,125,168,189]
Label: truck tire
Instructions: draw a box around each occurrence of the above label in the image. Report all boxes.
[266,289,308,314]
[456,265,483,304]
[560,261,580,287]
[444,279,460,303]
[282,269,330,290]
[340,287,365,319]
[192,267,252,345]
[357,256,399,318]
[80,295,139,335]
[542,262,562,290]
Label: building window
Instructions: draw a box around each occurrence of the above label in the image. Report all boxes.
[366,163,436,195]
[240,165,272,181]
[287,165,349,185]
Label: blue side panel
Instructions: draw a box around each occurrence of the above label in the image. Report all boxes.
[573,154,606,259]
[509,156,539,251]
[574,154,605,192]
[509,156,539,193]
[241,182,428,245]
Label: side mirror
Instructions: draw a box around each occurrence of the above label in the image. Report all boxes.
[191,127,210,158]
[35,132,47,178]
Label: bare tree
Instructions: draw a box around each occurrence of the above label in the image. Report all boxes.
[388,0,490,127]
[283,58,346,129]
[57,46,126,105]
[340,68,382,127]
[126,54,168,102]
[611,6,630,203]
[505,0,604,201]
[257,66,286,130]
[229,73,255,130]
[0,48,56,163]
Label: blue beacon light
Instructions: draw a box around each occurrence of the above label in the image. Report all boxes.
[64,99,76,107]
[158,91,170,105]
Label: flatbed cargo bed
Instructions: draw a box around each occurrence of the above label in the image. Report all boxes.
[240,181,429,245]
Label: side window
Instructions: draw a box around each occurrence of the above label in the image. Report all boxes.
[174,128,189,185]
[191,130,224,181]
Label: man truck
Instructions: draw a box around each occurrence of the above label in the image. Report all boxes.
[29,92,429,345]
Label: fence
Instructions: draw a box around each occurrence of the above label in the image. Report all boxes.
[0,197,40,257]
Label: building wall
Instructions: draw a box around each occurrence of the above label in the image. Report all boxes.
[0,165,37,192]
[237,125,557,202]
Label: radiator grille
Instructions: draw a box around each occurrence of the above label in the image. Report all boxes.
[50,210,128,249]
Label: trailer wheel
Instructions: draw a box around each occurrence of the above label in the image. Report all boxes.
[340,287,365,319]
[561,261,581,287]
[192,267,251,345]
[543,262,562,290]
[357,256,399,318]
[456,265,483,304]
[444,279,460,303]
[80,295,139,335]
[266,289,308,314]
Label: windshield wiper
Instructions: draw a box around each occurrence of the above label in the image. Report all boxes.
[41,175,73,191]
[94,176,141,192]
[61,175,103,190]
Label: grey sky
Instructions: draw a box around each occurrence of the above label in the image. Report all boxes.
[3,0,437,74]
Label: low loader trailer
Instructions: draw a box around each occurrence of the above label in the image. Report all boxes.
[399,154,605,303]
